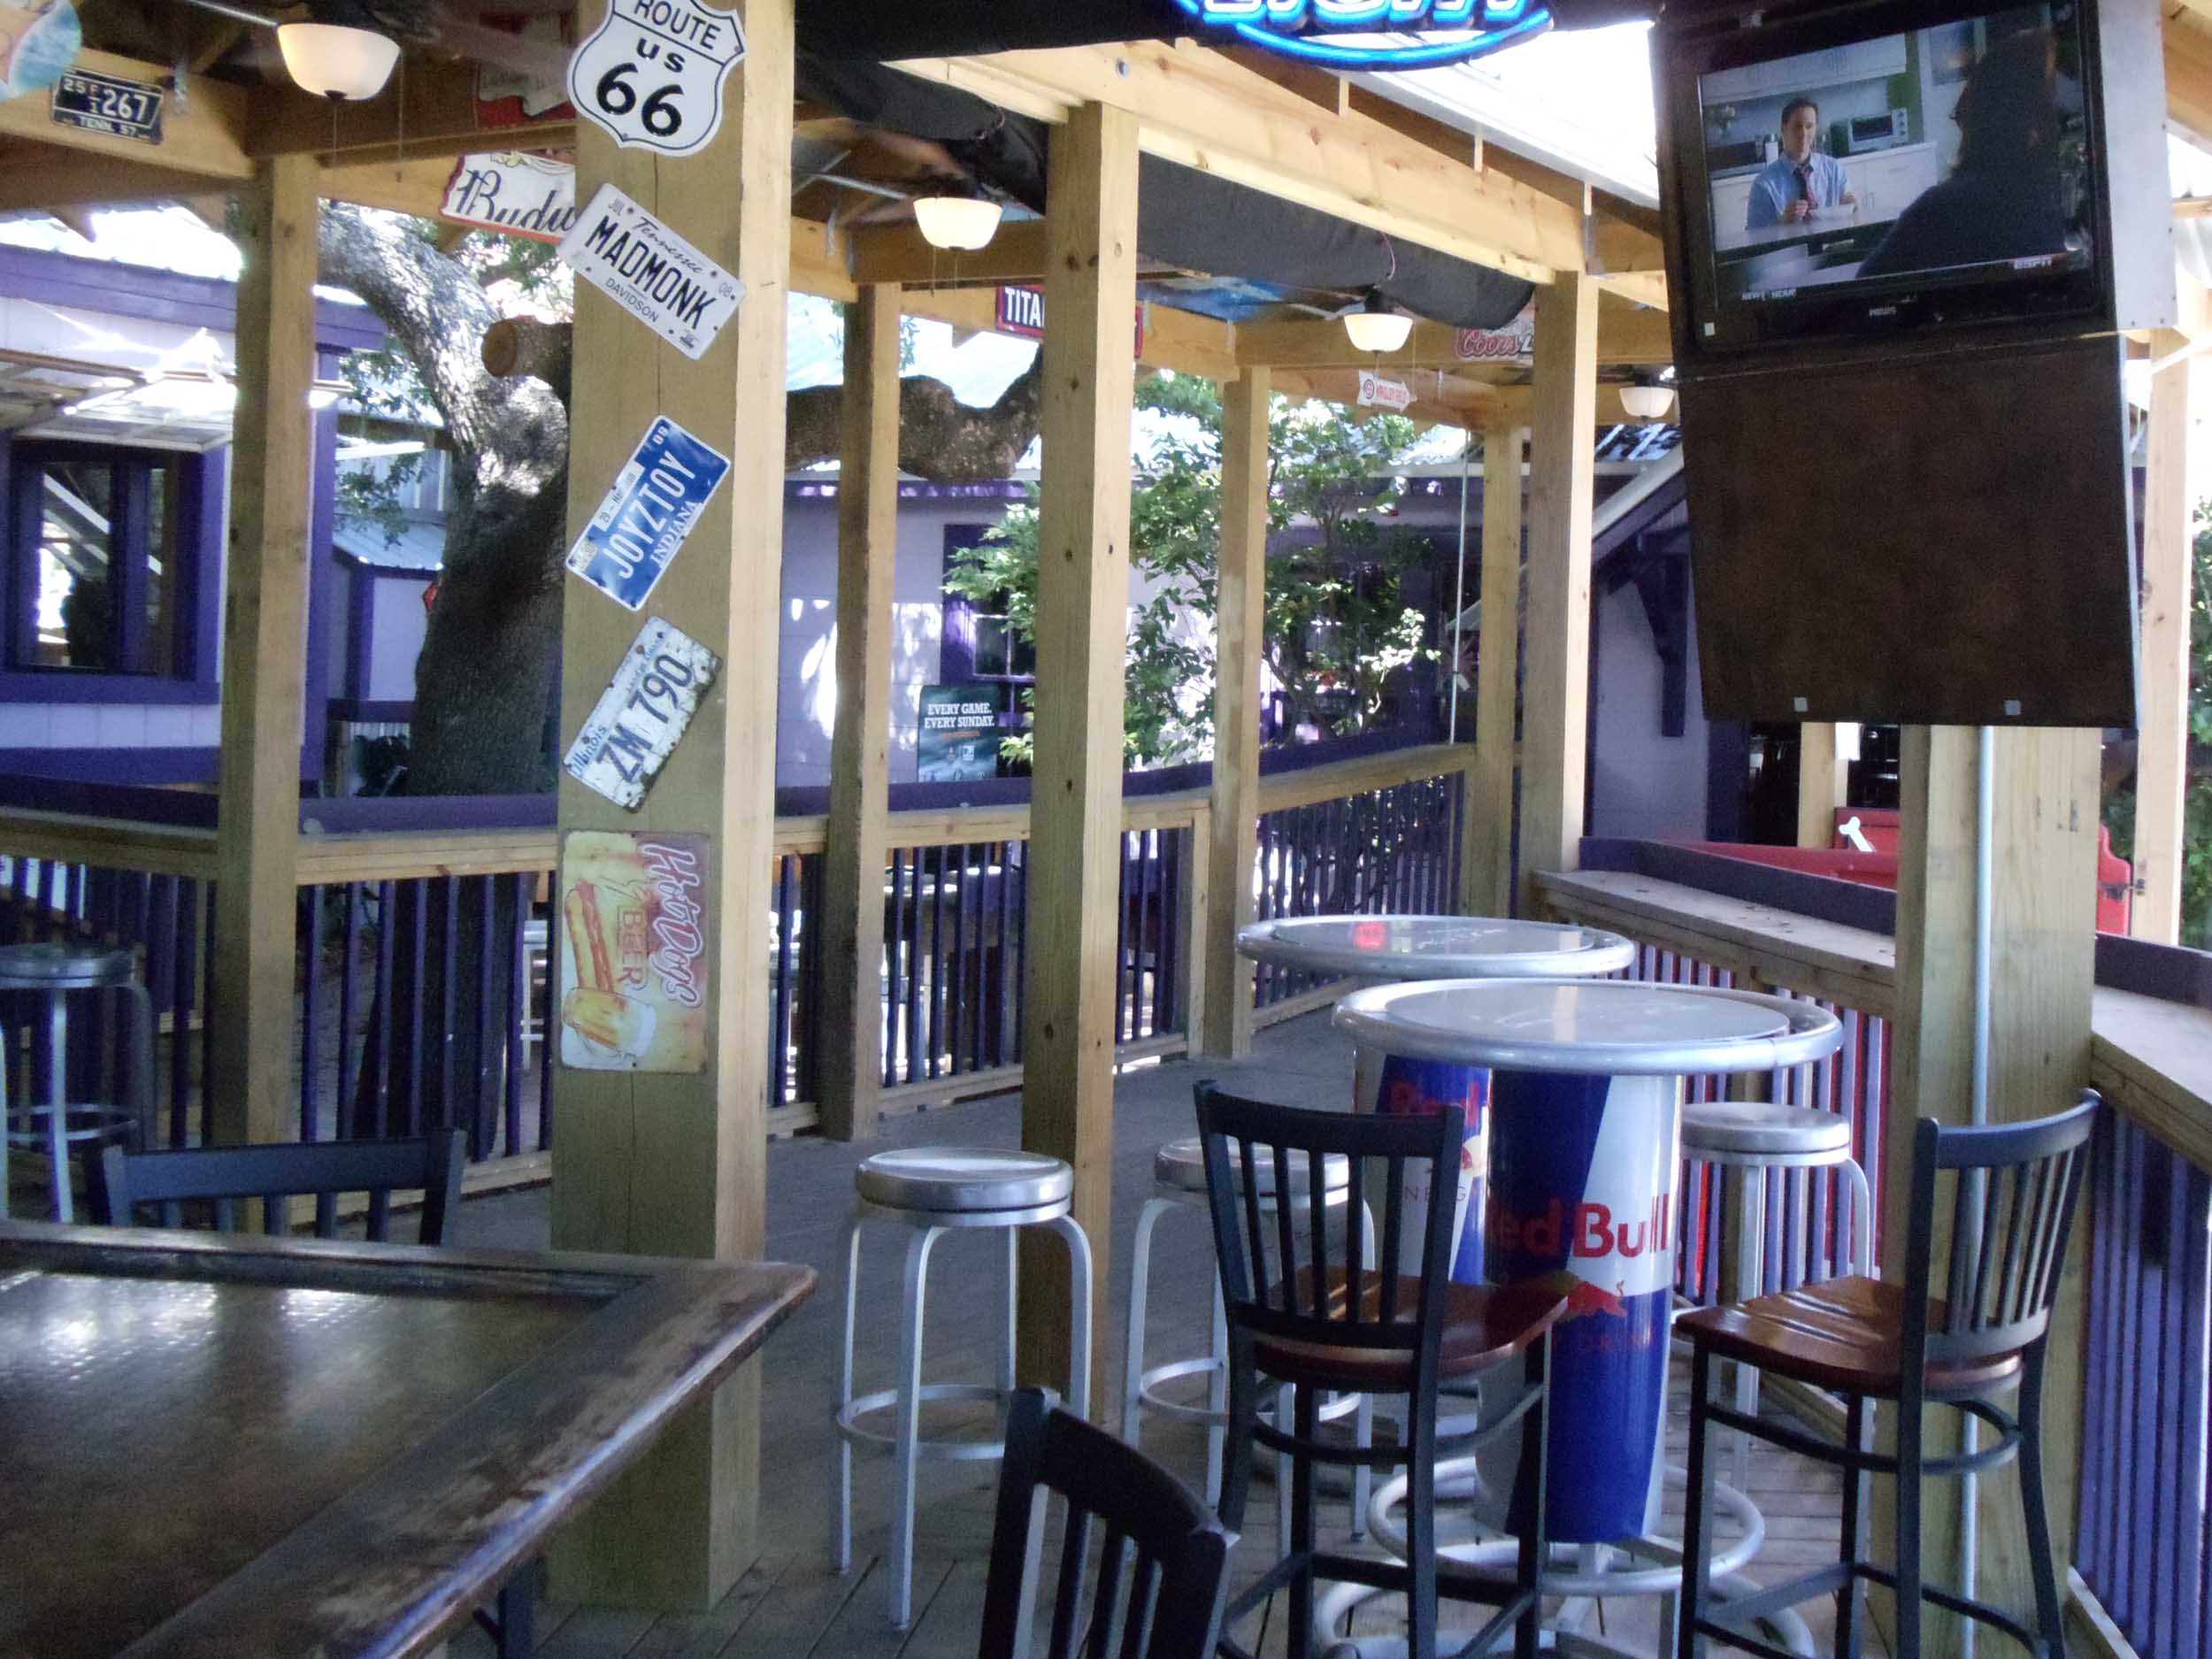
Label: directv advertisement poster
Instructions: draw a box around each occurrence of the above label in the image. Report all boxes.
[916,684,1002,783]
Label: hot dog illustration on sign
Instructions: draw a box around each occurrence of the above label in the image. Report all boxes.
[558,831,711,1072]
[567,0,745,157]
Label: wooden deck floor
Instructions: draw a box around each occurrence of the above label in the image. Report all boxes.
[449,1013,1882,1659]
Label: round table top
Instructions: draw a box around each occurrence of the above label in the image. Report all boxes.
[1333,978,1843,1076]
[1236,915,1635,980]
[0,941,135,991]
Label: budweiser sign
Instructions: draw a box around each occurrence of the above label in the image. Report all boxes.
[441,152,578,243]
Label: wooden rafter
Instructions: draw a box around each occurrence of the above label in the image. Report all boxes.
[890,40,1595,283]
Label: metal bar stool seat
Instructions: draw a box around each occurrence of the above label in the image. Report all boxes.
[1,943,156,1224]
[1680,1098,1873,1483]
[1125,1135,1376,1532]
[833,1145,1094,1629]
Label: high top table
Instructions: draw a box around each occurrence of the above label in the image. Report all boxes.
[1237,916,1634,1284]
[1325,978,1842,1659]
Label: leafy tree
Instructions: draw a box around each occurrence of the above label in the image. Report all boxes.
[944,373,1440,768]
[2105,506,2212,946]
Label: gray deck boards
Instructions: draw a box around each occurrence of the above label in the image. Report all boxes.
[447,1012,1886,1659]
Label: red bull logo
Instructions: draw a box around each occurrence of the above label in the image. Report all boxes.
[1488,1192,1673,1263]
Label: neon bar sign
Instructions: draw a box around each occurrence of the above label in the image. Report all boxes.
[1171,0,1553,68]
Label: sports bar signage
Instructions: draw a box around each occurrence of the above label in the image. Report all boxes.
[1169,0,1552,68]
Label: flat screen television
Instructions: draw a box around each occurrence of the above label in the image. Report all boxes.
[1658,0,2109,357]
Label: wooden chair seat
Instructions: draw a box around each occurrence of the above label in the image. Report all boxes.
[1253,1271,1565,1392]
[1676,1275,2024,1399]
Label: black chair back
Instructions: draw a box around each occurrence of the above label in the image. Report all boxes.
[1902,1094,2098,1372]
[95,1132,466,1243]
[979,1389,1232,1659]
[1194,1083,1463,1376]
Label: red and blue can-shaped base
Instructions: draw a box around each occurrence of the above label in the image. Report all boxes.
[1352,1048,1490,1285]
[1485,1066,1681,1544]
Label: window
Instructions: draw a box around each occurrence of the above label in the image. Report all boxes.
[9,442,193,681]
[941,523,1035,707]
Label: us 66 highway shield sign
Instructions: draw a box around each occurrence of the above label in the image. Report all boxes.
[567,0,745,157]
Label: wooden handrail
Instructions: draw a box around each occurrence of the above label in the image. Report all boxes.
[0,740,1477,895]
[1540,865,2212,1175]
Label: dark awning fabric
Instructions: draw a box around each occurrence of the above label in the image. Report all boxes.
[795,57,1536,330]
[795,0,1660,58]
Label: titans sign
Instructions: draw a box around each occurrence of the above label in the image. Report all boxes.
[1171,0,1553,67]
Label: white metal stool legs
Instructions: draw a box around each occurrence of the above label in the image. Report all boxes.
[833,1164,1092,1629]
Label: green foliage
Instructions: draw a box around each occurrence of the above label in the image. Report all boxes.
[2104,505,2212,947]
[944,372,1438,769]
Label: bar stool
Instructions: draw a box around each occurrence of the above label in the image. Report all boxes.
[1678,1097,2097,1659]
[833,1144,1094,1628]
[1681,1097,1872,1483]
[1,942,156,1223]
[1124,1134,1376,1533]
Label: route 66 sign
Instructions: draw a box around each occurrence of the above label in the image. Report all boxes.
[567,0,745,157]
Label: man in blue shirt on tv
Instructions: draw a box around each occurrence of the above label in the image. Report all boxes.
[1745,96,1857,231]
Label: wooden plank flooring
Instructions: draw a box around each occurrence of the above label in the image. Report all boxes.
[449,1015,1886,1659]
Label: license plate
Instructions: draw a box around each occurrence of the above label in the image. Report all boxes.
[51,70,164,144]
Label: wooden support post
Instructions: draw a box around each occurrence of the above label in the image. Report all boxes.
[818,283,902,1140]
[211,155,318,1150]
[2135,338,2194,944]
[1463,422,1525,917]
[1797,723,1847,849]
[1518,274,1598,918]
[1018,100,1139,1409]
[1199,366,1270,1057]
[1884,724,2100,1658]
[547,0,792,1609]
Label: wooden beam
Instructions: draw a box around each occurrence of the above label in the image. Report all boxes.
[249,56,576,164]
[1465,428,1525,917]
[1886,725,2101,1659]
[1235,295,1670,372]
[546,0,791,1612]
[2168,10,2212,140]
[2134,337,2193,942]
[1796,724,1848,849]
[1517,271,1599,916]
[1199,366,1271,1060]
[0,51,250,179]
[0,149,238,214]
[818,282,902,1141]
[1019,99,1139,1409]
[850,219,1052,288]
[211,156,318,1153]
[893,41,1582,281]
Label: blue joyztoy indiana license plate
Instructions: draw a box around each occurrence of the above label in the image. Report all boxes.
[565,416,732,611]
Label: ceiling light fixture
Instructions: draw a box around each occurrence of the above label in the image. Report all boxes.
[913,188,1003,252]
[1619,375,1676,420]
[1343,288,1412,355]
[276,21,400,101]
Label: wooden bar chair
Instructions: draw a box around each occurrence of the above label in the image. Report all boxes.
[96,1133,465,1242]
[1194,1084,1567,1659]
[1676,1093,2099,1659]
[979,1388,1233,1659]
[92,1131,543,1656]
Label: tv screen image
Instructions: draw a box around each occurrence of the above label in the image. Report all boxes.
[1682,2,2099,345]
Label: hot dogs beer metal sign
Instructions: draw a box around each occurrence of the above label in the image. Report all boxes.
[558,831,711,1072]
[1169,0,1551,69]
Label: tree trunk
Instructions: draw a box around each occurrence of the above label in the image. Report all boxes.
[311,205,1048,1150]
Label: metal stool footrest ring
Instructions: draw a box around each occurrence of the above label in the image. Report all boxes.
[834,1382,1014,1461]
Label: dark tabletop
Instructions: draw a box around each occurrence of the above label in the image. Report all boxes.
[0,1224,814,1659]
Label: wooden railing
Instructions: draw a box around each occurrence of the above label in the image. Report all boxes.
[0,740,1473,1156]
[1540,861,2212,1659]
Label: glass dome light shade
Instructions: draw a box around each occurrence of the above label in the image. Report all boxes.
[913,195,1003,251]
[277,23,401,102]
